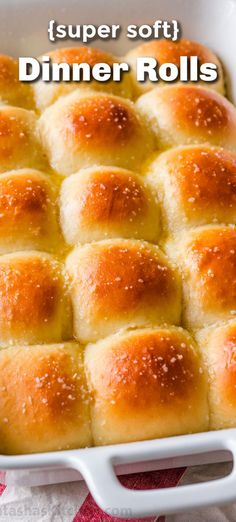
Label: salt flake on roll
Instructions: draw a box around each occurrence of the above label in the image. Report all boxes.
[33,46,135,112]
[85,327,209,445]
[136,85,236,151]
[126,38,225,94]
[39,91,155,175]
[66,239,181,343]
[60,166,160,245]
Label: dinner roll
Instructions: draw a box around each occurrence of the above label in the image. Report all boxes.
[85,327,208,445]
[197,321,236,430]
[146,146,236,234]
[0,54,34,109]
[0,106,46,173]
[166,225,236,330]
[0,169,59,254]
[66,239,181,343]
[60,166,160,245]
[33,47,134,111]
[126,38,224,94]
[136,85,236,151]
[0,251,71,346]
[0,342,92,454]
[39,91,155,176]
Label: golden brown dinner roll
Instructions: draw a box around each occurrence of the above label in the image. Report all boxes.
[33,47,135,111]
[0,169,59,253]
[85,327,209,445]
[39,91,155,175]
[0,54,34,109]
[0,251,71,346]
[166,225,236,330]
[60,166,160,245]
[197,321,236,430]
[0,342,92,454]
[136,85,236,151]
[66,239,181,343]
[0,106,46,173]
[126,38,224,94]
[146,145,236,234]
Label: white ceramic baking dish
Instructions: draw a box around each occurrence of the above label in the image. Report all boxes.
[0,0,236,517]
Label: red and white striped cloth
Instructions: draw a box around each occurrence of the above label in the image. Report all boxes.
[0,462,234,521]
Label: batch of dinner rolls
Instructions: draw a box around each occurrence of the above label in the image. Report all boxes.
[0,39,236,455]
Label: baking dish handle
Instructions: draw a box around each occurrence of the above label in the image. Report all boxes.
[69,429,236,518]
